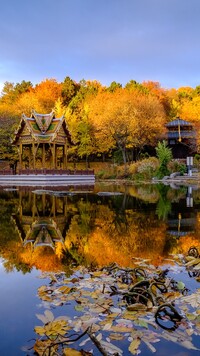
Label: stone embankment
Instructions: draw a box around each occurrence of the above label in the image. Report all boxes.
[152,172,200,188]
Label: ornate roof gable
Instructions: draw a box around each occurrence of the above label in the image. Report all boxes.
[31,109,55,134]
[12,110,72,145]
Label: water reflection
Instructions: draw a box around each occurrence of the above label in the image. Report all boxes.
[0,184,200,273]
[12,192,67,250]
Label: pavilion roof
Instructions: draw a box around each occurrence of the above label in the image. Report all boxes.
[12,215,64,250]
[166,118,193,127]
[13,110,72,144]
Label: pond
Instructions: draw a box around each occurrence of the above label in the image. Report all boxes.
[0,182,200,355]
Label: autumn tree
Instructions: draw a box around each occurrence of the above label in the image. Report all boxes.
[76,105,96,168]
[87,88,166,170]
[125,79,147,94]
[1,82,16,104]
[14,80,33,96]
[66,101,97,167]
[107,81,122,92]
[34,78,62,112]
[0,110,19,168]
[61,76,80,106]
[142,81,171,117]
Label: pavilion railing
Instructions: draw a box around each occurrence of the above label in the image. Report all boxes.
[0,169,14,175]
[0,169,95,176]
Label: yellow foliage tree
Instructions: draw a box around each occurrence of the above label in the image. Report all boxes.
[87,88,166,167]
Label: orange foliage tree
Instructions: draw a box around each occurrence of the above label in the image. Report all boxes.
[87,88,166,167]
[34,78,62,112]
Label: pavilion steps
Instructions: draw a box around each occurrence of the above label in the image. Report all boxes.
[0,173,95,186]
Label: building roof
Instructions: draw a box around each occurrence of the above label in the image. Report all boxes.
[13,109,72,145]
[166,118,193,127]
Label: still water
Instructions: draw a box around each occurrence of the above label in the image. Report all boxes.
[0,182,200,355]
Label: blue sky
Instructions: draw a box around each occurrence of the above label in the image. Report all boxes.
[1,0,200,91]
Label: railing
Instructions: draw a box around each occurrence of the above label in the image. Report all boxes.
[0,169,14,175]
[0,169,94,176]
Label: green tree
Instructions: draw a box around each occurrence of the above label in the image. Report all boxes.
[1,82,16,104]
[61,76,80,106]
[125,79,147,94]
[14,80,32,95]
[156,141,172,178]
[107,81,122,92]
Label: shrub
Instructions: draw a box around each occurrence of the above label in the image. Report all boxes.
[194,154,200,167]
[129,157,159,180]
[167,160,187,175]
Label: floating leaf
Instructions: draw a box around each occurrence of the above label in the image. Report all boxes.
[100,340,123,355]
[181,340,200,351]
[111,325,133,333]
[35,325,46,336]
[74,305,84,312]
[44,310,54,322]
[127,303,147,311]
[58,286,72,294]
[143,340,157,353]
[34,339,54,354]
[177,281,185,291]
[91,271,105,277]
[185,258,200,267]
[186,313,196,321]
[36,313,49,324]
[63,348,83,355]
[79,337,90,347]
[103,322,112,330]
[110,307,122,314]
[128,338,141,355]
[109,333,124,340]
[134,319,148,329]
[193,263,200,270]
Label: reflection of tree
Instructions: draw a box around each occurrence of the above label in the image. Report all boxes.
[84,208,167,267]
[109,193,130,234]
[2,187,200,273]
[128,184,160,203]
[156,184,172,220]
[64,198,96,265]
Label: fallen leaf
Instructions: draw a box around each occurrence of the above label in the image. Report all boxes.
[128,338,141,355]
[63,348,83,355]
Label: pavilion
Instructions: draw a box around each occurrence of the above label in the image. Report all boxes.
[12,109,73,171]
[166,117,196,158]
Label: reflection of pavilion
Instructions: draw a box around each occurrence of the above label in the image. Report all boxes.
[23,218,64,249]
[12,191,70,250]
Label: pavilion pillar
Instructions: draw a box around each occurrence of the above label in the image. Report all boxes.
[52,144,56,169]
[32,143,38,169]
[63,144,67,169]
[49,144,55,169]
[42,143,45,168]
[19,143,23,170]
[29,146,32,168]
[55,144,57,169]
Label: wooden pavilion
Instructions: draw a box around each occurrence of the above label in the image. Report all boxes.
[166,117,196,158]
[13,110,73,171]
